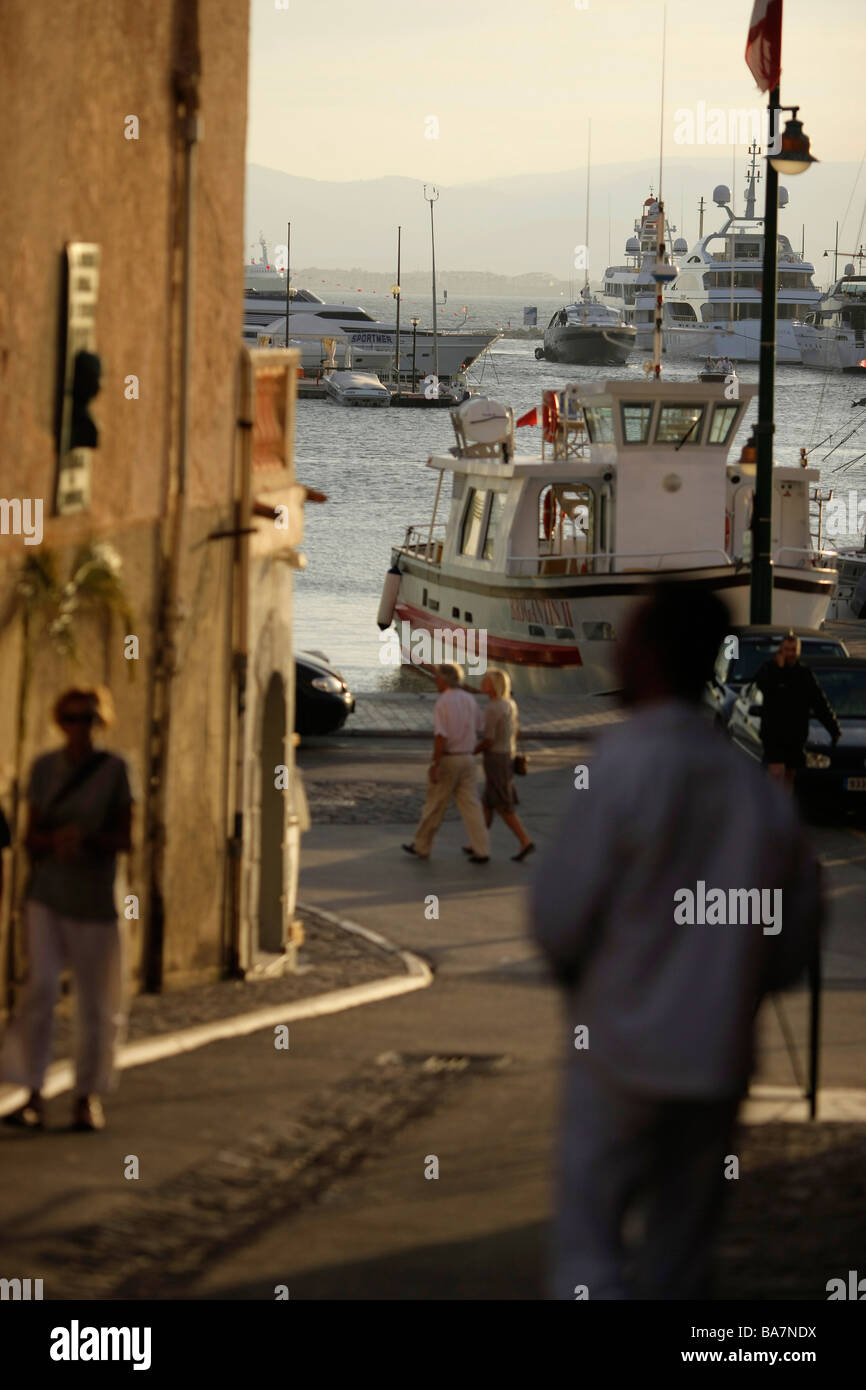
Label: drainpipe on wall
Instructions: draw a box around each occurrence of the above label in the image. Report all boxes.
[143,2,201,992]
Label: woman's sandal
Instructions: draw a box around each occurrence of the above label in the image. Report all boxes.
[2,1095,44,1129]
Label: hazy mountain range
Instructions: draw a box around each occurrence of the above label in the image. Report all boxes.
[245,159,865,289]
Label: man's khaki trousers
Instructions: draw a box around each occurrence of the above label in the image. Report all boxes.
[413,754,489,857]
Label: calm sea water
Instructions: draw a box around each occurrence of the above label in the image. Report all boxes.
[292,296,866,692]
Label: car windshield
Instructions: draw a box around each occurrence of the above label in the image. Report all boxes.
[812,669,866,719]
[727,641,844,684]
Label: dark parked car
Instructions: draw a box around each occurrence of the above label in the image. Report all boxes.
[295,651,355,735]
[727,658,866,813]
[703,626,849,728]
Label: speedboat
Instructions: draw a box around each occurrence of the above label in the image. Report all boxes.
[662,152,822,363]
[536,291,635,366]
[377,381,837,695]
[324,369,390,407]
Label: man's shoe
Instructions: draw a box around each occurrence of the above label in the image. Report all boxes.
[468,854,489,864]
[402,843,428,859]
[72,1096,105,1132]
[461,845,473,855]
[2,1093,44,1129]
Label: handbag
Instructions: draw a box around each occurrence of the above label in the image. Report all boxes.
[512,723,528,777]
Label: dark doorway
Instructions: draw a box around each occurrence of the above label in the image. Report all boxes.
[259,672,286,954]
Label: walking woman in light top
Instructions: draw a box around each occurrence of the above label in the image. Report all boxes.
[472,667,535,862]
[1,686,133,1133]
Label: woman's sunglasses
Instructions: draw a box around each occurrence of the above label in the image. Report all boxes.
[60,712,99,726]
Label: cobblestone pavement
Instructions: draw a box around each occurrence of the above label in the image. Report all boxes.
[49,906,403,1061]
[304,778,456,826]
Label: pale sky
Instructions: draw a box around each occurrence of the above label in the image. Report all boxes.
[247,0,865,183]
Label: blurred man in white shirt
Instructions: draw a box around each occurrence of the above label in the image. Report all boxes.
[403,663,489,862]
[530,582,822,1299]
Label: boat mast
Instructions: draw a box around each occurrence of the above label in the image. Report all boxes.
[424,184,440,386]
[393,225,402,390]
[285,220,291,348]
[583,119,591,322]
[652,5,669,378]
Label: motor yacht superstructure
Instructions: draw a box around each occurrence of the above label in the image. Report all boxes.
[242,288,499,384]
[795,272,866,372]
[376,381,837,695]
[602,196,688,350]
[662,150,822,363]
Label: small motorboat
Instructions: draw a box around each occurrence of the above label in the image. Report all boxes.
[698,355,736,383]
[324,369,391,407]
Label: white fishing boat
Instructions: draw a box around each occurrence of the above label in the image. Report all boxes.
[794,271,866,372]
[323,368,390,407]
[662,149,822,363]
[376,381,837,695]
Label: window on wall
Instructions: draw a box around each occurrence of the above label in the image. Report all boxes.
[459,488,487,556]
[655,404,704,445]
[482,492,505,560]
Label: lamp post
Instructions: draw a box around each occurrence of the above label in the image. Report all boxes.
[410,316,420,392]
[423,184,440,388]
[750,101,817,624]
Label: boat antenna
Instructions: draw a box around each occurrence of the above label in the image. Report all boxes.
[285,220,291,347]
[658,4,666,206]
[584,118,591,322]
[424,184,440,388]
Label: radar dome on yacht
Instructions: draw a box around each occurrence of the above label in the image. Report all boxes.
[778,187,789,208]
[713,185,730,206]
[673,237,688,253]
[456,396,510,444]
[845,263,856,276]
[626,237,639,255]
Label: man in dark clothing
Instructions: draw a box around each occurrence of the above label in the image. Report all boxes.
[754,633,841,789]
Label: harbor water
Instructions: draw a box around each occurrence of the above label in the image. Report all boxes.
[292,296,866,692]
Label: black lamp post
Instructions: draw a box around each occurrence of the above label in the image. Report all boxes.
[750,101,817,624]
[410,317,420,393]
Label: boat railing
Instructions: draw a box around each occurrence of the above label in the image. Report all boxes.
[505,548,733,577]
[399,523,448,564]
[773,545,838,571]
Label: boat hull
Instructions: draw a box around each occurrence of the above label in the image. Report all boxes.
[542,325,635,366]
[794,325,866,372]
[662,319,804,364]
[389,555,835,696]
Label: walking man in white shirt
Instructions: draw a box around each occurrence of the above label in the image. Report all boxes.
[530,582,822,1299]
[403,663,490,863]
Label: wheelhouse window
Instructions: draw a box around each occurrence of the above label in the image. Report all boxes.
[621,402,653,444]
[482,492,505,561]
[459,488,487,556]
[583,406,614,443]
[708,404,739,445]
[538,483,594,557]
[655,404,704,445]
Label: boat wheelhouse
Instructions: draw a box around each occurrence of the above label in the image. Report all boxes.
[378,382,837,695]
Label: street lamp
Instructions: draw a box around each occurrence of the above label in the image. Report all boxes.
[750,97,817,625]
[410,317,420,392]
[768,108,818,176]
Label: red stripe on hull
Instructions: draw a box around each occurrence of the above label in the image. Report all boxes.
[395,602,583,667]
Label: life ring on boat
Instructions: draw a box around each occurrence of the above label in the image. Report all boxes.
[542,390,559,443]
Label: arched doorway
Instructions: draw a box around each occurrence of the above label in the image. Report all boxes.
[258,672,286,954]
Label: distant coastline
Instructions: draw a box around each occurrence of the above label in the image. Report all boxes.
[279,267,571,299]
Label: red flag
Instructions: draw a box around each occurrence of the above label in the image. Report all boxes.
[516,407,538,428]
[745,0,782,92]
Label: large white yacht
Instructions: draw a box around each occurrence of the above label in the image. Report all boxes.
[376,381,837,695]
[795,271,866,372]
[601,195,688,350]
[662,150,822,363]
[243,288,500,384]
